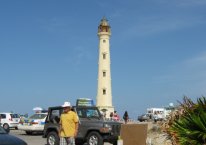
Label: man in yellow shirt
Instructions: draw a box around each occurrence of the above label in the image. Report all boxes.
[59,102,79,145]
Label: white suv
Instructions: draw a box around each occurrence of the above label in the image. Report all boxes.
[0,113,20,130]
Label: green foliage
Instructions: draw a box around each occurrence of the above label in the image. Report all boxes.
[167,96,206,145]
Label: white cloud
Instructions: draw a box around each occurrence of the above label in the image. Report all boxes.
[154,51,206,85]
[156,0,206,7]
[66,46,93,66]
[183,52,206,67]
[123,16,206,37]
[150,51,206,100]
[176,0,206,7]
[38,17,73,33]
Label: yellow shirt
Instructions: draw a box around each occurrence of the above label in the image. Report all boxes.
[60,111,79,137]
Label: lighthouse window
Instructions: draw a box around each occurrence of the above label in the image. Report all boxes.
[103,54,106,59]
[103,40,106,43]
[103,89,106,95]
[103,71,106,77]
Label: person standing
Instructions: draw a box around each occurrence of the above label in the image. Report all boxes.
[113,111,120,121]
[59,102,79,145]
[123,111,129,124]
[110,112,114,121]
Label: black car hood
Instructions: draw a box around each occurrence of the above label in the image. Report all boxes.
[0,134,27,145]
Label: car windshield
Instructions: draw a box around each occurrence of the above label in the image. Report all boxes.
[29,114,47,119]
[0,126,6,134]
[76,108,100,118]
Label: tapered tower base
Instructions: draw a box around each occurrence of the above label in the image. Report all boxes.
[98,106,114,118]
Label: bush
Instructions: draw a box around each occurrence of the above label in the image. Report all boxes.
[162,96,206,145]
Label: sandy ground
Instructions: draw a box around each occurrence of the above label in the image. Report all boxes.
[146,122,172,145]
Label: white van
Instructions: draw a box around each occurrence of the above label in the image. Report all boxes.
[146,108,165,121]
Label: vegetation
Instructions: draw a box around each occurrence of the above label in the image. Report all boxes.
[162,96,206,145]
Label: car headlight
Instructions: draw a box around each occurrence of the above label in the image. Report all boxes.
[100,124,112,133]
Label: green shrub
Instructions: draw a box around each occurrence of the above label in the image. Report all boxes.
[163,96,206,145]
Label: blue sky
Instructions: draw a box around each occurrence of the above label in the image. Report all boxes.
[0,0,206,119]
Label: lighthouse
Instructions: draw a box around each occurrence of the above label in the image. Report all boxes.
[96,17,114,117]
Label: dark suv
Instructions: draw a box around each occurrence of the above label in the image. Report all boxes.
[43,106,121,145]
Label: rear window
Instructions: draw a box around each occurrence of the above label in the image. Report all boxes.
[147,110,152,113]
[0,114,6,119]
[30,114,47,119]
[10,114,20,118]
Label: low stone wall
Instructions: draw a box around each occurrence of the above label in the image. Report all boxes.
[120,123,148,145]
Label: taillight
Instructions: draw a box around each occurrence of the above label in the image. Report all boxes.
[30,122,38,125]
[19,121,23,125]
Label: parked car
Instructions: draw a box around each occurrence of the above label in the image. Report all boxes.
[43,105,122,145]
[0,125,27,145]
[0,113,20,130]
[153,113,164,122]
[137,114,150,122]
[147,108,166,120]
[18,113,47,135]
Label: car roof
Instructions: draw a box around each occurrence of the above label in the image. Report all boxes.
[0,112,19,115]
[32,113,47,115]
[48,106,97,109]
[0,112,18,114]
[48,106,62,110]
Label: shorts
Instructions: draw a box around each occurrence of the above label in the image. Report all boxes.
[60,137,75,145]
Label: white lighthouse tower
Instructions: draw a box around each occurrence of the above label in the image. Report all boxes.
[96,17,114,118]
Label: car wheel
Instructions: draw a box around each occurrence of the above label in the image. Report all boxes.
[86,131,103,145]
[112,140,117,145]
[47,131,59,145]
[3,123,9,129]
[3,123,10,133]
[26,131,33,135]
[75,142,83,145]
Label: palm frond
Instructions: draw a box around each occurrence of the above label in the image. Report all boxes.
[162,96,206,145]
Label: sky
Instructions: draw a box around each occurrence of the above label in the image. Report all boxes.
[0,0,206,119]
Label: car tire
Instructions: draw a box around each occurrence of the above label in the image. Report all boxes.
[75,142,83,145]
[3,123,10,133]
[26,131,33,135]
[47,131,59,145]
[3,123,9,129]
[112,140,117,145]
[86,131,103,145]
